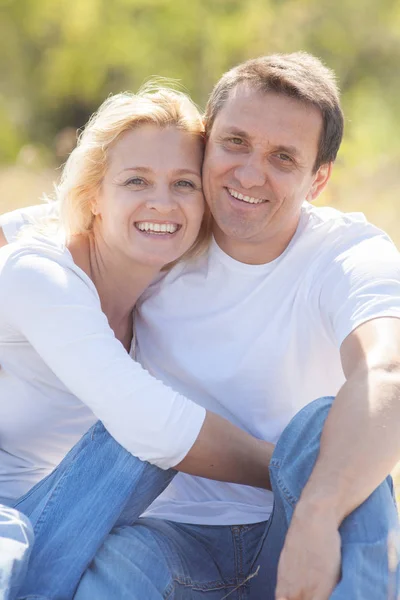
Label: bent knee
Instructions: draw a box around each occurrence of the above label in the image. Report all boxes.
[270,397,335,496]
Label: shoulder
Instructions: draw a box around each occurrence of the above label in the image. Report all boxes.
[303,202,380,236]
[0,235,95,303]
[0,234,69,269]
[299,202,398,261]
[0,202,60,244]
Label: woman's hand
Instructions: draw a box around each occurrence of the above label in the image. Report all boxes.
[0,228,7,248]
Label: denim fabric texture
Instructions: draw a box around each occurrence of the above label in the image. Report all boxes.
[8,397,400,600]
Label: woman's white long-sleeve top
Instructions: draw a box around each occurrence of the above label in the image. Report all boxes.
[0,236,205,502]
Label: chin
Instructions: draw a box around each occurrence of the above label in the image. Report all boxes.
[143,253,178,269]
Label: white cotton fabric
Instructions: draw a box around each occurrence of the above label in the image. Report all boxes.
[135,203,400,524]
[0,202,59,242]
[2,201,400,524]
[0,233,205,503]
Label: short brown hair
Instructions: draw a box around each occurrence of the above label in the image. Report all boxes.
[204,52,344,171]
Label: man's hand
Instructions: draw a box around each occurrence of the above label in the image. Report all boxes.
[276,317,400,599]
[275,506,341,600]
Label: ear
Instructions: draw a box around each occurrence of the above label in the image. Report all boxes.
[90,195,100,217]
[306,162,332,202]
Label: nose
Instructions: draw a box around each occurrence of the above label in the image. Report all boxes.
[145,187,178,214]
[234,156,266,189]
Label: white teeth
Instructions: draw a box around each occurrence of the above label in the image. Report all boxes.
[136,222,179,234]
[228,188,266,204]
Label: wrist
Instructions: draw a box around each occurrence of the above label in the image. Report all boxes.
[294,478,348,527]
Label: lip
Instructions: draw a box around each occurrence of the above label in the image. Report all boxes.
[224,187,268,208]
[134,220,182,226]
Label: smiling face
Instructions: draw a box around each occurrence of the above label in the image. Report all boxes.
[203,85,332,264]
[92,124,205,269]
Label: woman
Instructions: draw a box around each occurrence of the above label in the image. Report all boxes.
[0,86,272,599]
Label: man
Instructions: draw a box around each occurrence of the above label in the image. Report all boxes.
[1,52,400,599]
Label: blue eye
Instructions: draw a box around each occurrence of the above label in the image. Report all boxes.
[126,177,145,186]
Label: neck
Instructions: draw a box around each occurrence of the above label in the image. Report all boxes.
[213,220,300,265]
[68,232,159,347]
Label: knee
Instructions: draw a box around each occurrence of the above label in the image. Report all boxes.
[275,396,334,457]
[270,397,335,502]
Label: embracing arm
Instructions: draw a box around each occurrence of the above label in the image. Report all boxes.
[176,410,272,488]
[0,203,59,247]
[0,247,272,489]
[0,228,6,248]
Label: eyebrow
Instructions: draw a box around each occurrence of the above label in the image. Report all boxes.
[223,127,251,139]
[118,167,201,177]
[273,144,300,157]
[221,127,301,157]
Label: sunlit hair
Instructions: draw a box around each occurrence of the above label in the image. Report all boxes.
[204,52,344,172]
[50,82,211,260]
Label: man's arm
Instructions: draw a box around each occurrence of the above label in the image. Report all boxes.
[276,316,400,600]
[299,316,400,517]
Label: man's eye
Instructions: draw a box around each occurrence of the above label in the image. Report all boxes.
[176,180,195,189]
[228,137,244,145]
[277,153,292,162]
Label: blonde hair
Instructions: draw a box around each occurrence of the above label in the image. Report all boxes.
[53,83,211,260]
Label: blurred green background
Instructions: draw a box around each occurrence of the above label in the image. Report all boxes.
[1,0,400,243]
[1,0,400,495]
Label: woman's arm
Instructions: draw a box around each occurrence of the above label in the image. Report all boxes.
[0,245,272,489]
[177,411,272,488]
[0,203,59,246]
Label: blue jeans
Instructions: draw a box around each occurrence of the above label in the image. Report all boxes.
[0,504,33,600]
[13,397,400,599]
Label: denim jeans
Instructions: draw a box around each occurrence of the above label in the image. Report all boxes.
[0,504,33,600]
[12,397,400,599]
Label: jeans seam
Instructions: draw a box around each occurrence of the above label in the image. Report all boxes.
[173,576,238,590]
[12,471,53,510]
[141,522,236,591]
[270,464,298,507]
[231,525,248,599]
[249,516,273,572]
[28,458,79,537]
[18,596,50,600]
[163,580,175,600]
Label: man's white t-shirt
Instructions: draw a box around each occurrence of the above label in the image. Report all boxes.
[2,201,400,524]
